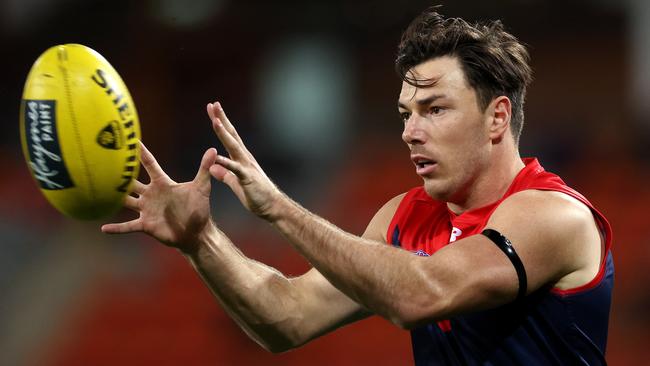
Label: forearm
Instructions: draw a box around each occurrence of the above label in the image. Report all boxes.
[269,197,439,327]
[182,223,303,352]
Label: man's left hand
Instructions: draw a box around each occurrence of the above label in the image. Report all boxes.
[207,101,285,221]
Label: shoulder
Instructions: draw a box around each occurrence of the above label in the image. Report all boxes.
[487,189,602,291]
[380,192,408,214]
[362,192,408,242]
[492,189,595,232]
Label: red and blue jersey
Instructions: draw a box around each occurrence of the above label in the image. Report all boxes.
[387,158,614,365]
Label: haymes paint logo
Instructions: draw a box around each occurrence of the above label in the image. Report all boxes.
[23,100,74,190]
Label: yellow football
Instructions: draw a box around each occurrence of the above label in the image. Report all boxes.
[20,44,141,220]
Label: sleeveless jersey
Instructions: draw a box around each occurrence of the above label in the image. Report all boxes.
[387,158,614,365]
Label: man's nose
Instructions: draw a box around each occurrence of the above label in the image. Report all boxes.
[402,115,425,145]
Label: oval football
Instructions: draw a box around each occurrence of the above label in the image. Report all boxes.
[20,44,141,220]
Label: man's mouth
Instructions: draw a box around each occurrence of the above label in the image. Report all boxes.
[411,155,438,176]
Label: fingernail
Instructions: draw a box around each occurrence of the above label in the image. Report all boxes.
[216,102,222,110]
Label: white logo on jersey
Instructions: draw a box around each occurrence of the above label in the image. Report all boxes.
[449,227,462,243]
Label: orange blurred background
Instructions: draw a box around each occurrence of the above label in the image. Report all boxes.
[1,0,649,364]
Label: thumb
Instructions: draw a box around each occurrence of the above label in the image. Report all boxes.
[194,148,218,185]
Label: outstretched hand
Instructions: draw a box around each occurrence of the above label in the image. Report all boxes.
[102,142,217,251]
[207,102,284,220]
[102,101,285,249]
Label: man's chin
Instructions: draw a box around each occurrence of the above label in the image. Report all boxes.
[422,180,452,202]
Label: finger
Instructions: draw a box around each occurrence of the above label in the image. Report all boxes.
[130,180,146,195]
[194,148,218,184]
[208,102,260,165]
[206,102,217,121]
[212,102,244,145]
[139,141,168,181]
[123,195,140,211]
[209,162,235,182]
[212,154,246,180]
[101,219,143,234]
[207,102,258,161]
[209,164,247,202]
[211,117,247,161]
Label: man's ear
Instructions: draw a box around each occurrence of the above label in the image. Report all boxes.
[487,96,512,142]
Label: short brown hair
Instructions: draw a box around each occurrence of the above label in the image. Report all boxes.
[396,7,533,144]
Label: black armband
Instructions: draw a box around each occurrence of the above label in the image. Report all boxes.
[481,228,528,300]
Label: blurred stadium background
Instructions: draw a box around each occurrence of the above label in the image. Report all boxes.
[1,0,649,364]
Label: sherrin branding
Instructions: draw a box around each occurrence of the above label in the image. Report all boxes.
[20,44,141,220]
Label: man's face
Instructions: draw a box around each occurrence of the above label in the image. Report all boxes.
[398,56,492,203]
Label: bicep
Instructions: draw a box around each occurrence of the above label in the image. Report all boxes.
[414,234,519,319]
[485,190,602,293]
[415,190,599,320]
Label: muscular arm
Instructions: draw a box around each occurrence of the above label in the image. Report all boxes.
[263,189,602,328]
[206,102,601,328]
[182,193,404,352]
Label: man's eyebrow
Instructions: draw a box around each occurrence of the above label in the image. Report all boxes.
[398,94,446,110]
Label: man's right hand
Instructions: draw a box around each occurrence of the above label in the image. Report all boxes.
[101,142,218,253]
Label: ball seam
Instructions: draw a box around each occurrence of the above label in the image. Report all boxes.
[59,52,96,201]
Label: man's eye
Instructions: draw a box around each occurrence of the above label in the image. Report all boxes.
[430,106,443,115]
[400,112,411,122]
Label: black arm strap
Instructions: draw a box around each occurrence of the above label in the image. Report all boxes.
[481,228,528,300]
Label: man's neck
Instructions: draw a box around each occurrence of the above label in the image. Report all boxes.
[446,153,525,215]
